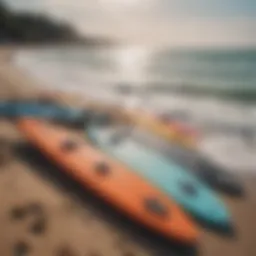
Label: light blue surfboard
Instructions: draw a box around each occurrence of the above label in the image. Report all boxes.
[87,124,231,227]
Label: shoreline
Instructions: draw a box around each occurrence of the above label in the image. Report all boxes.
[1,47,256,177]
[9,46,256,175]
[0,47,256,256]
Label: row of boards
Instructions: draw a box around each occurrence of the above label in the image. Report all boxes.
[0,100,244,243]
[0,99,243,195]
[17,117,242,244]
[0,100,243,196]
[0,100,198,147]
[18,118,198,243]
[87,123,230,227]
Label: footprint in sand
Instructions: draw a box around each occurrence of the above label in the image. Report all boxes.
[10,203,47,255]
[13,241,30,256]
[10,202,47,236]
[10,207,27,220]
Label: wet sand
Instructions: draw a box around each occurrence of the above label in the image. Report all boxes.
[0,47,256,256]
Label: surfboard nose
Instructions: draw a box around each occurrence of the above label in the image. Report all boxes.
[210,204,231,227]
[176,183,231,228]
[193,195,231,230]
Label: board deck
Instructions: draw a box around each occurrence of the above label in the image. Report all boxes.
[17,118,198,244]
[87,124,231,228]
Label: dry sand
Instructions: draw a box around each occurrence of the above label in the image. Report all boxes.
[0,47,255,256]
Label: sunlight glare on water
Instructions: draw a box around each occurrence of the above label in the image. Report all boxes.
[114,47,151,110]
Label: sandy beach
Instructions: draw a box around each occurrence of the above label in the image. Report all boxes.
[0,47,255,256]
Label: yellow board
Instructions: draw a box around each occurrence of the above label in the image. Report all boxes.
[123,109,197,149]
[77,100,197,148]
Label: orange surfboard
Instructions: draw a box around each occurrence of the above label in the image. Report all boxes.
[17,118,198,243]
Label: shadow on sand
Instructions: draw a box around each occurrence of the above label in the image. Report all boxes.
[14,142,198,256]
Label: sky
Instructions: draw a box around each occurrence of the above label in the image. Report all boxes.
[3,0,256,47]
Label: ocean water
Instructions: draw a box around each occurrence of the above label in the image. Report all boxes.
[14,46,256,173]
